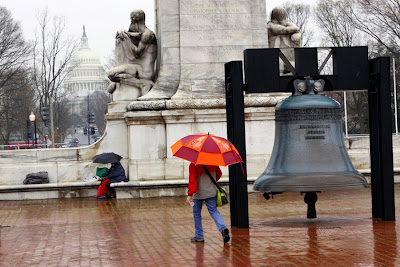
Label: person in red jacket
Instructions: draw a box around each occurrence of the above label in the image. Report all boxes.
[186,163,230,243]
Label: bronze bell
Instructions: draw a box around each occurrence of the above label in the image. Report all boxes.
[253,79,368,218]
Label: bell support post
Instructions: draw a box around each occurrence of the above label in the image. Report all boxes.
[369,57,395,221]
[225,61,249,228]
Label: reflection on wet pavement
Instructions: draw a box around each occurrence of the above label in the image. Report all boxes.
[0,187,400,266]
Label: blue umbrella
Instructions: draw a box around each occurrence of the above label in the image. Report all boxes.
[92,152,122,164]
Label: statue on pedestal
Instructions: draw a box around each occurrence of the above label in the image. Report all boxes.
[268,6,301,74]
[108,10,157,101]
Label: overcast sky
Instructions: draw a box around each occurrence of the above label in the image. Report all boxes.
[2,0,316,64]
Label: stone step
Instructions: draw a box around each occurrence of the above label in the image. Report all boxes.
[0,181,100,200]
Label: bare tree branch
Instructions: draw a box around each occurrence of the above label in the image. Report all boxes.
[0,6,34,145]
[31,8,79,146]
[342,0,400,56]
[283,2,314,46]
[315,0,358,47]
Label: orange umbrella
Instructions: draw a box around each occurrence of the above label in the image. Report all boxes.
[170,133,243,166]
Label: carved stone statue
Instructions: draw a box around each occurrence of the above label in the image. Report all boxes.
[108,9,157,100]
[268,6,301,74]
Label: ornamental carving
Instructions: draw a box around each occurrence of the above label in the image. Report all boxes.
[127,95,278,110]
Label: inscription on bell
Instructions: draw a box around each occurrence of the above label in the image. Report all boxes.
[300,125,329,140]
[307,130,325,134]
[276,108,342,121]
[305,135,325,140]
[299,125,330,129]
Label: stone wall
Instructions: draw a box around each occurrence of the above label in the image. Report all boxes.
[1,102,399,187]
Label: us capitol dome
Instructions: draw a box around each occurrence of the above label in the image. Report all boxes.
[63,26,110,114]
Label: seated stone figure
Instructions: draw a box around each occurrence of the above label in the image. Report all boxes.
[108,9,157,100]
[268,6,301,74]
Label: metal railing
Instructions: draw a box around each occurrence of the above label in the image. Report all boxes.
[0,143,72,150]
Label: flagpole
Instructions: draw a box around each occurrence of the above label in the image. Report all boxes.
[393,57,398,135]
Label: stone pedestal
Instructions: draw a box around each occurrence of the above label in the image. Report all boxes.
[123,96,278,182]
[112,83,141,101]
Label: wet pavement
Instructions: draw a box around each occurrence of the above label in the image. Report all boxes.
[0,186,399,267]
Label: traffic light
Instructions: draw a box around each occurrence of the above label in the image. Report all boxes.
[43,127,49,136]
[41,106,50,122]
[83,128,88,135]
[90,127,95,135]
[26,119,31,139]
[88,112,95,124]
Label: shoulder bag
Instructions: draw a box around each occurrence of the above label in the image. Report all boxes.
[202,165,228,207]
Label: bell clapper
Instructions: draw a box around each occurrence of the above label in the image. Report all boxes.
[262,192,282,200]
[303,192,319,219]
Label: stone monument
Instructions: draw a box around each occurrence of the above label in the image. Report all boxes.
[108,9,157,101]
[130,0,270,103]
[105,0,279,186]
[267,6,301,74]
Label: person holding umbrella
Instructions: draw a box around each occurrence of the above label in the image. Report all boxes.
[93,152,128,199]
[187,163,230,243]
[171,133,244,244]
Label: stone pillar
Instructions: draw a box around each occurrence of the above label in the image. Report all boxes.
[125,111,167,180]
[138,0,268,101]
[171,0,268,99]
[97,113,129,160]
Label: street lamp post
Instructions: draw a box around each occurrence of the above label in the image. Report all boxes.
[26,119,30,149]
[29,112,36,149]
[87,93,90,146]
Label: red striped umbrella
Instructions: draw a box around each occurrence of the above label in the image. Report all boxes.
[170,133,243,166]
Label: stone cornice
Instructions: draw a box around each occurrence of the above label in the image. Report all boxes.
[166,98,226,109]
[127,100,166,111]
[127,95,281,111]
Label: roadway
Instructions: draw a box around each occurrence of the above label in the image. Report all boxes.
[65,127,100,147]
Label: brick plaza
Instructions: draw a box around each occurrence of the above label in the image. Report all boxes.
[0,186,399,266]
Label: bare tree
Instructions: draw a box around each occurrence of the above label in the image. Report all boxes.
[283,2,315,46]
[315,0,358,46]
[103,49,115,74]
[342,0,400,56]
[0,69,35,145]
[0,7,31,88]
[340,0,400,133]
[0,7,34,145]
[31,8,79,147]
[314,0,369,134]
[80,91,111,135]
[0,7,32,107]
[52,96,73,144]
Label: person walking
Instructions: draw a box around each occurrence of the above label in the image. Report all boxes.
[186,163,230,243]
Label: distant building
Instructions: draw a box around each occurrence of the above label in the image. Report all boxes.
[63,26,110,115]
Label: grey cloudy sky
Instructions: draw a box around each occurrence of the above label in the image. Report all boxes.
[2,0,316,64]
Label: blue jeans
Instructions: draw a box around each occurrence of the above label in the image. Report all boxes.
[193,197,226,239]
